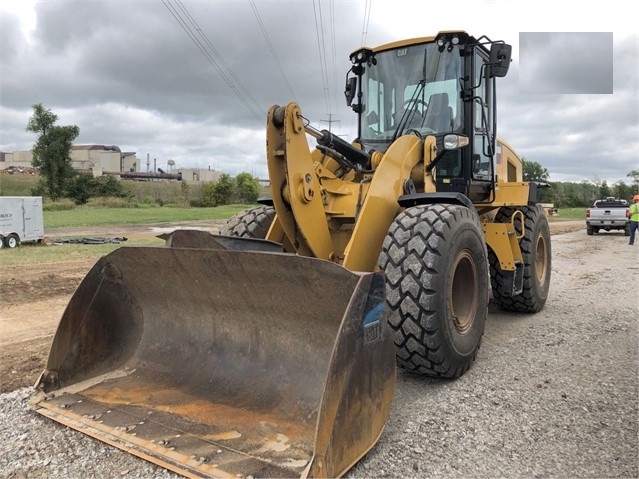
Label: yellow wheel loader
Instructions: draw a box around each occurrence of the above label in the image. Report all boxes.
[31,31,551,478]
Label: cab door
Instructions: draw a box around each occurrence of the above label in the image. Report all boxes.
[467,46,495,203]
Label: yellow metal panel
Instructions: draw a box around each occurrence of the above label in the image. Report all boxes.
[483,222,523,271]
[343,135,423,271]
[476,182,531,209]
[496,137,523,183]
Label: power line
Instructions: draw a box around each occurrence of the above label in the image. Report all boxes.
[313,0,332,118]
[162,0,263,121]
[249,0,297,100]
[361,0,372,46]
[329,0,340,124]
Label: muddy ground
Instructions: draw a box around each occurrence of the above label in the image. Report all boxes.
[0,219,584,394]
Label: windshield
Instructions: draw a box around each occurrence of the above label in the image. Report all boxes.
[361,42,462,143]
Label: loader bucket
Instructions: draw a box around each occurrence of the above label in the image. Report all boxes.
[158,229,283,252]
[30,247,396,478]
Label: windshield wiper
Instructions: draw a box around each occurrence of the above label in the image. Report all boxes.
[391,49,428,141]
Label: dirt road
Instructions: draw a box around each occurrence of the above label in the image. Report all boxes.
[0,219,584,394]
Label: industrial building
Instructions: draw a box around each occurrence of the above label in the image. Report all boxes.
[0,145,221,184]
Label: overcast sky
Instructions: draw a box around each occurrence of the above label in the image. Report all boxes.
[1,0,637,184]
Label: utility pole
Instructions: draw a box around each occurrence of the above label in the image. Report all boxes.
[319,114,340,133]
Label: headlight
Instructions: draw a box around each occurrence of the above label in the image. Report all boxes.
[443,134,470,150]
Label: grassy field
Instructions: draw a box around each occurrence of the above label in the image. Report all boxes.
[0,174,39,196]
[0,237,164,265]
[0,205,249,266]
[548,207,584,221]
[43,205,250,228]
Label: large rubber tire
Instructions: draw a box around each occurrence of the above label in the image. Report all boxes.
[624,224,631,236]
[219,205,275,239]
[586,226,594,235]
[5,234,19,248]
[488,205,551,313]
[0,235,4,249]
[379,204,489,378]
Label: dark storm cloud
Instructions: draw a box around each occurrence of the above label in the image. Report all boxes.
[519,32,613,94]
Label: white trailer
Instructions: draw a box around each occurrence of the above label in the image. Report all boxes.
[0,196,44,248]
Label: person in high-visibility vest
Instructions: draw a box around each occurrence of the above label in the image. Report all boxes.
[629,194,639,245]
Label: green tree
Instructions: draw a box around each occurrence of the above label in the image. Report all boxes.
[627,169,639,193]
[234,172,260,203]
[212,173,235,206]
[613,180,632,201]
[599,180,611,199]
[201,174,235,206]
[65,173,130,205]
[201,181,216,207]
[26,104,79,200]
[65,173,95,205]
[94,175,129,198]
[522,157,550,183]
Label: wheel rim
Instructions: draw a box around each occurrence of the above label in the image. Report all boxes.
[535,233,548,284]
[8,236,17,248]
[450,251,478,334]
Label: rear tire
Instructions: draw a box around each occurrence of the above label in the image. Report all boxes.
[5,234,19,248]
[220,205,275,239]
[586,226,594,235]
[0,235,4,248]
[624,224,631,236]
[488,205,551,313]
[379,204,489,378]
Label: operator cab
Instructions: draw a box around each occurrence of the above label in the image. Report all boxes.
[345,31,511,203]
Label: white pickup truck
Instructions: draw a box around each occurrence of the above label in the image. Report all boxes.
[586,197,630,236]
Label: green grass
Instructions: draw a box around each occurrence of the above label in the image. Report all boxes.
[0,174,39,196]
[0,203,250,266]
[44,205,251,228]
[548,207,584,221]
[0,237,164,266]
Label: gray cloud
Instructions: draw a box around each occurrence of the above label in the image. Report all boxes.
[499,33,638,182]
[519,32,614,94]
[1,1,637,183]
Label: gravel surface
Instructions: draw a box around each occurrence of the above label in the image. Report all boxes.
[1,228,637,478]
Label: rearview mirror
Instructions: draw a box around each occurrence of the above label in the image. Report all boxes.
[489,43,512,78]
[345,76,357,106]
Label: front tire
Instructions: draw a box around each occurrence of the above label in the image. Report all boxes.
[488,205,551,313]
[379,204,489,378]
[220,205,275,239]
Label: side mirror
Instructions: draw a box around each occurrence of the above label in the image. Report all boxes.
[345,76,357,106]
[489,43,512,78]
